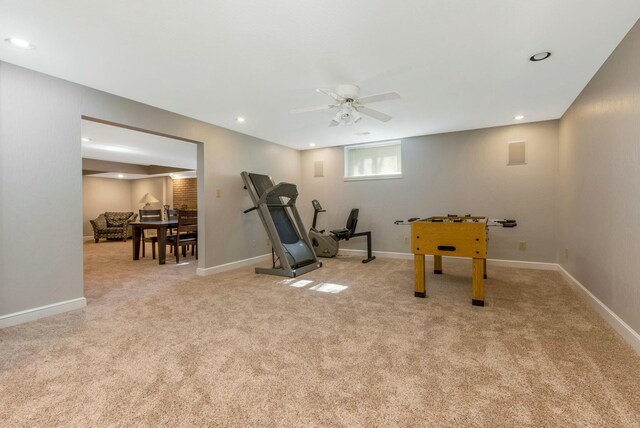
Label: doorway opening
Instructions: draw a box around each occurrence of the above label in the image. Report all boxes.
[80,116,204,301]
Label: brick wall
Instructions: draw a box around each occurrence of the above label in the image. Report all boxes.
[172,178,197,209]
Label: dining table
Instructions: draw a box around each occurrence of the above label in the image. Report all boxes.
[130,219,178,265]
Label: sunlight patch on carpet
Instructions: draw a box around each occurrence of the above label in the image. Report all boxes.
[289,279,314,288]
[279,279,314,288]
[310,283,348,294]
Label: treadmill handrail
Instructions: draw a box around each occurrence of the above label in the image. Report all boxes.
[266,203,295,208]
[257,182,298,205]
[244,202,295,213]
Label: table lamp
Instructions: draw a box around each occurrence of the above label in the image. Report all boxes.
[139,193,160,209]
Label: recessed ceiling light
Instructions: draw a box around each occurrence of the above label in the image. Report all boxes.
[514,115,525,120]
[235,117,245,122]
[81,137,92,142]
[6,38,34,49]
[117,174,124,179]
[529,52,551,62]
[309,142,316,147]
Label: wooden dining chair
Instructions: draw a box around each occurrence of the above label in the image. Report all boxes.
[167,209,197,263]
[139,209,161,259]
[167,209,179,253]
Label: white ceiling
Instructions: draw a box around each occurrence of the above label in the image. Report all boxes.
[2,1,640,150]
[81,119,197,169]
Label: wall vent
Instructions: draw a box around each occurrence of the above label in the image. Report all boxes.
[508,141,526,165]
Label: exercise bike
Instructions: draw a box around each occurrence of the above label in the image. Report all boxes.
[308,200,376,263]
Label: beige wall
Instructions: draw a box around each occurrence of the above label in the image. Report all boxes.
[0,61,301,318]
[1,62,84,315]
[300,120,560,262]
[82,177,133,236]
[558,20,640,332]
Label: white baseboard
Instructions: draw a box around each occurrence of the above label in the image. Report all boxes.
[339,249,414,260]
[338,249,556,270]
[488,258,558,270]
[83,235,94,242]
[197,253,271,276]
[558,265,640,354]
[0,297,87,329]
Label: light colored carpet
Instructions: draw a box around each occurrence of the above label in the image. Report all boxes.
[1,241,639,426]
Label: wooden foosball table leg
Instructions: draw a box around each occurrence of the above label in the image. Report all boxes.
[414,254,426,298]
[472,258,484,306]
[483,258,487,279]
[433,255,443,274]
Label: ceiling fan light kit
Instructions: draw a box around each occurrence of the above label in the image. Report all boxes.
[294,84,401,127]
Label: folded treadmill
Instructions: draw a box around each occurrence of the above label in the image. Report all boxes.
[241,171,322,277]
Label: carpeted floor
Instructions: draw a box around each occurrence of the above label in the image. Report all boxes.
[1,241,639,426]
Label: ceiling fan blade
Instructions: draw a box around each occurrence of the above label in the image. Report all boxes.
[317,88,345,102]
[358,106,393,122]
[356,92,401,104]
[290,104,336,114]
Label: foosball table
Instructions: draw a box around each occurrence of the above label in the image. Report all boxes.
[398,215,517,306]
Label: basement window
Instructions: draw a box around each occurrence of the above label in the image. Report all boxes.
[344,140,402,181]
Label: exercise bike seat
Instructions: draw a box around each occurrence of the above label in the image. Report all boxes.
[330,228,351,240]
[330,208,359,241]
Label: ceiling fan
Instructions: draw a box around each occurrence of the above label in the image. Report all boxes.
[292,84,401,127]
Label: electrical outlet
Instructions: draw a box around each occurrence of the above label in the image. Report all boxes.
[251,240,256,248]
[266,239,271,247]
[403,237,410,244]
[518,241,526,251]
[215,189,221,198]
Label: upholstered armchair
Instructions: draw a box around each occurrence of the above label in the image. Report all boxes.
[90,212,138,242]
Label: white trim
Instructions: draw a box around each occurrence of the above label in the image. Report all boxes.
[337,249,556,270]
[0,297,87,329]
[558,265,640,354]
[339,249,413,260]
[487,258,557,270]
[343,173,403,182]
[346,140,401,150]
[83,235,95,241]
[197,253,271,276]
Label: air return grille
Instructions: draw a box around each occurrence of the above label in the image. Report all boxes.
[508,141,526,165]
